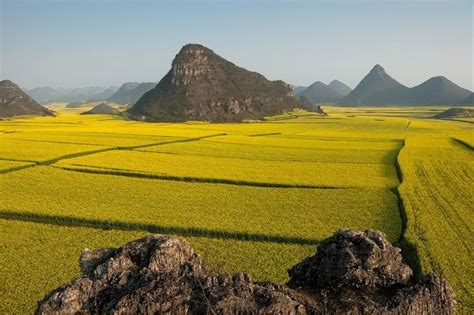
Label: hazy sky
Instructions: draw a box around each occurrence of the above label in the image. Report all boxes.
[1,0,472,90]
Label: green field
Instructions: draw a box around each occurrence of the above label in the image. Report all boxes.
[0,106,472,313]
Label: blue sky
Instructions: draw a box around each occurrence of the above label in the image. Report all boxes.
[1,0,472,90]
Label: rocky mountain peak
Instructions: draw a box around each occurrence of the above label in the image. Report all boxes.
[129,43,302,122]
[171,44,216,86]
[0,80,54,117]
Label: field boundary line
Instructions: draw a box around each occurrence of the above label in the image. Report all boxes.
[119,133,227,150]
[51,164,349,189]
[452,138,473,151]
[0,163,37,174]
[1,134,228,174]
[392,139,423,278]
[0,210,320,246]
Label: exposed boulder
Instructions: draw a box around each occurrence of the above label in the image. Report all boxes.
[0,80,54,117]
[129,43,302,122]
[36,230,456,314]
[288,229,412,289]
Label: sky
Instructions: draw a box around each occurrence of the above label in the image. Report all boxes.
[0,0,472,90]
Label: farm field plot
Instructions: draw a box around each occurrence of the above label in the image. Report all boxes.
[56,149,399,188]
[0,138,113,163]
[0,219,315,315]
[0,166,401,243]
[0,130,186,147]
[1,108,472,313]
[137,138,399,164]
[398,135,473,311]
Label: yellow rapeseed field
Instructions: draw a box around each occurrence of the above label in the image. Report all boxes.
[0,106,472,313]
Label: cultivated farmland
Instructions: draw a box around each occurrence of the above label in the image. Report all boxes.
[0,106,472,313]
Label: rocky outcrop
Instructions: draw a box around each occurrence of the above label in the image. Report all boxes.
[0,80,54,118]
[36,229,455,314]
[434,107,474,119]
[129,44,302,122]
[81,103,119,115]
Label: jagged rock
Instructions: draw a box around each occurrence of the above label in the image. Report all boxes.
[288,229,412,289]
[129,43,303,122]
[0,80,54,117]
[36,230,456,314]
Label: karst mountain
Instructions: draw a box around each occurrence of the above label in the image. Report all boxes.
[339,65,471,106]
[129,44,302,122]
[0,80,54,118]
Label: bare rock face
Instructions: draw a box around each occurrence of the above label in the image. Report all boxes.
[36,230,456,314]
[129,44,302,122]
[288,229,412,289]
[0,80,54,118]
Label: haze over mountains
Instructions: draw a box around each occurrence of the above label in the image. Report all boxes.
[328,80,352,96]
[460,93,473,105]
[0,80,53,117]
[339,65,471,106]
[107,82,156,104]
[296,81,351,104]
[26,86,119,104]
[129,44,302,122]
[4,48,472,120]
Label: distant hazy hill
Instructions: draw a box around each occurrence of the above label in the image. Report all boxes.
[0,80,54,117]
[86,86,119,102]
[27,86,118,103]
[328,80,352,96]
[27,87,59,103]
[81,103,119,115]
[339,65,408,106]
[434,107,474,119]
[408,76,472,105]
[291,85,307,94]
[339,65,471,106]
[461,93,473,105]
[129,43,302,122]
[107,82,156,104]
[65,101,84,108]
[297,81,343,104]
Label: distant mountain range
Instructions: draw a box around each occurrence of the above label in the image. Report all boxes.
[291,85,307,94]
[339,65,471,106]
[297,81,344,103]
[295,80,352,104]
[107,82,156,104]
[26,86,119,104]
